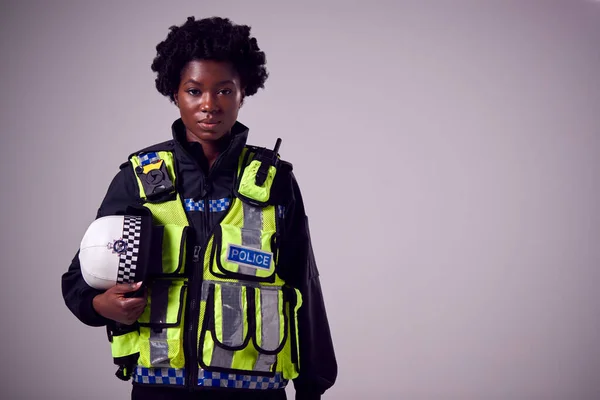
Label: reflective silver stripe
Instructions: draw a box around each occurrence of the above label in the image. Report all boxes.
[254,288,280,372]
[201,281,212,301]
[238,202,263,276]
[210,284,244,368]
[149,280,170,366]
[202,280,282,292]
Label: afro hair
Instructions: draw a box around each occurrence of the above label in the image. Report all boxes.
[151,16,268,102]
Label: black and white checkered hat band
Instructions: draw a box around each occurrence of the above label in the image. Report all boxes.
[116,216,142,284]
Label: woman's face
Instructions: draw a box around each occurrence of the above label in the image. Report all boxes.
[174,59,244,143]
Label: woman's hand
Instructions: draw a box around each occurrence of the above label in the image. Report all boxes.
[92,281,147,325]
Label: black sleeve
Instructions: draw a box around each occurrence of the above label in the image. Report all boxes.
[278,173,338,400]
[61,163,140,327]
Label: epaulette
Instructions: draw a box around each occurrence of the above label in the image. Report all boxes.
[119,140,175,170]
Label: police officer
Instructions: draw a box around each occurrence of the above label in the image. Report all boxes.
[62,16,337,400]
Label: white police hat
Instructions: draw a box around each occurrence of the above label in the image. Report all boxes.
[78,214,162,290]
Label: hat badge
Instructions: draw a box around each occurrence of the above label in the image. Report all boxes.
[107,238,128,254]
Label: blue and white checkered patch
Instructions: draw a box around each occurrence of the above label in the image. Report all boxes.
[209,198,231,212]
[197,369,287,390]
[133,367,185,385]
[184,198,231,213]
[138,152,160,166]
[184,199,205,212]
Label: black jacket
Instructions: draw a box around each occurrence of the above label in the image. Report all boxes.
[61,119,337,399]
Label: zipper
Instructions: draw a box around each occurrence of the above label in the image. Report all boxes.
[185,205,231,390]
[193,245,201,263]
[186,196,212,390]
[166,154,200,392]
[186,244,201,390]
[187,233,206,389]
[187,245,202,388]
[182,135,238,391]
[207,137,235,181]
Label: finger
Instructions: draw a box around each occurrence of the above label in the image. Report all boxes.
[129,300,147,314]
[112,281,143,294]
[121,318,138,326]
[129,306,147,320]
[123,303,147,321]
[120,297,147,311]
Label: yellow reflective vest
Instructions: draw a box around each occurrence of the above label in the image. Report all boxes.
[108,145,302,390]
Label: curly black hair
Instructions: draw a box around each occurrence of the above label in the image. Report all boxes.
[151,16,268,102]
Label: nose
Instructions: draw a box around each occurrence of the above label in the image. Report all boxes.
[200,92,219,113]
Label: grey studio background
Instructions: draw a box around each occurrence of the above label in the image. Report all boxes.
[1,0,599,399]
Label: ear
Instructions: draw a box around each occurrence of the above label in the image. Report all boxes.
[239,89,246,108]
[173,93,179,107]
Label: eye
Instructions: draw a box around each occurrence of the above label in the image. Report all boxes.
[186,89,201,96]
[218,88,233,95]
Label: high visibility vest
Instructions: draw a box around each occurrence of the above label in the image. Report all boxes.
[107,145,303,390]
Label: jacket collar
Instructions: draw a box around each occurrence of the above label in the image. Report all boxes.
[170,118,249,178]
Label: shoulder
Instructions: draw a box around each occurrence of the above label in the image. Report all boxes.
[244,143,294,178]
[244,143,296,207]
[118,140,175,170]
[244,143,294,171]
[133,140,176,155]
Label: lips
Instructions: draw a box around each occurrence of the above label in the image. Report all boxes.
[198,120,221,130]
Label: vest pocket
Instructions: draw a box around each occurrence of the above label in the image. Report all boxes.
[137,279,187,369]
[198,282,288,375]
[160,225,188,275]
[252,286,287,355]
[208,224,278,282]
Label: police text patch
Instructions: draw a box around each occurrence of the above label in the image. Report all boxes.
[226,244,273,270]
